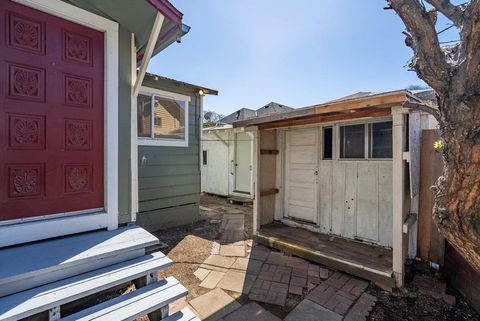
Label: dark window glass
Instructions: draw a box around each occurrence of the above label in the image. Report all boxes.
[340,124,365,159]
[202,150,207,165]
[323,127,333,159]
[369,121,392,158]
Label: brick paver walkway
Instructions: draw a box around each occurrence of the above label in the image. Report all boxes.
[187,199,378,320]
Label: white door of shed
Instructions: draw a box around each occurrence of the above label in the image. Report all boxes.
[284,128,319,223]
[234,132,252,194]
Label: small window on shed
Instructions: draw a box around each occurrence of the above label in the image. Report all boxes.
[202,150,207,165]
[323,127,333,159]
[340,124,365,159]
[369,121,392,158]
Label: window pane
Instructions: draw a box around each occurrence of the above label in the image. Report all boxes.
[340,124,365,158]
[203,150,207,165]
[369,121,392,158]
[153,97,186,140]
[137,94,152,137]
[323,127,333,159]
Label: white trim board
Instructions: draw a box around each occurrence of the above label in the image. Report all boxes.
[1,0,120,247]
[130,33,139,220]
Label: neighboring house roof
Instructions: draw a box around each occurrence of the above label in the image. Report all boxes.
[220,108,257,124]
[256,102,294,117]
[233,89,432,128]
[220,102,293,124]
[66,0,189,63]
[326,91,377,103]
[143,73,218,95]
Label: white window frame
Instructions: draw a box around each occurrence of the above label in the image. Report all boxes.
[137,86,190,147]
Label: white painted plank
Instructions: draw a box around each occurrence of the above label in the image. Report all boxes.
[318,161,333,233]
[162,308,200,321]
[331,162,346,236]
[0,226,158,296]
[284,128,318,223]
[356,163,379,242]
[409,112,421,198]
[0,252,171,321]
[378,163,393,247]
[0,212,108,248]
[343,163,357,238]
[60,277,187,321]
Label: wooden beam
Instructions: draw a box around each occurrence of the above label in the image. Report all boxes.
[252,127,260,234]
[392,107,407,287]
[133,12,165,97]
[260,188,279,197]
[258,108,392,130]
[260,149,279,155]
[403,213,418,234]
[314,92,407,115]
[233,91,407,128]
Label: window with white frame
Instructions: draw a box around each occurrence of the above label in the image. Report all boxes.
[340,124,365,159]
[339,120,392,159]
[137,87,190,147]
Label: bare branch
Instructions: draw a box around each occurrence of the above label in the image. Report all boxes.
[389,0,451,93]
[403,100,442,121]
[425,0,465,26]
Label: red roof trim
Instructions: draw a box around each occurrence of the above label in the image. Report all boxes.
[146,0,183,26]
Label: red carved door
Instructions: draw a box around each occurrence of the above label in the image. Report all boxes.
[0,2,104,221]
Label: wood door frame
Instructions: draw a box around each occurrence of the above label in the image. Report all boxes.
[0,0,119,247]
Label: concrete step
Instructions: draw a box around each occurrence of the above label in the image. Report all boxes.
[0,251,171,321]
[60,277,187,321]
[0,225,158,297]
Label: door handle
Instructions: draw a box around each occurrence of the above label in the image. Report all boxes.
[314,170,318,176]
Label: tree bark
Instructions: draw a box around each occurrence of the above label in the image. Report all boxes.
[434,97,480,271]
[388,0,480,272]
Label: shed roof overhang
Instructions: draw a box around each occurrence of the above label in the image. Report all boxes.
[233,90,421,130]
[67,0,189,62]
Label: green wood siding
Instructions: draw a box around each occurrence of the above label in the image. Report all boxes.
[136,83,201,230]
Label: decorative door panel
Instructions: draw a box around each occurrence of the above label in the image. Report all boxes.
[0,2,104,221]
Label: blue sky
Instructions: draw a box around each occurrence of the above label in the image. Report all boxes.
[148,1,453,116]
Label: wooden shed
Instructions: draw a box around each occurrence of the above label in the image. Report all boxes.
[233,90,438,289]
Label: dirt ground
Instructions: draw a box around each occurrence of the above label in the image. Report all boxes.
[154,194,253,302]
[151,194,479,321]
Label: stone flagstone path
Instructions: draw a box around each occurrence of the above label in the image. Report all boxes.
[187,208,377,320]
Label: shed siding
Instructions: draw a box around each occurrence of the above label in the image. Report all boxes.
[136,85,201,231]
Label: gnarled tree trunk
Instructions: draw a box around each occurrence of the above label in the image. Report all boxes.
[435,97,480,270]
[388,0,480,271]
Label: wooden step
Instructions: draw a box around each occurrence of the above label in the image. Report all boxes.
[60,277,187,321]
[163,308,200,321]
[0,225,158,297]
[0,252,171,321]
